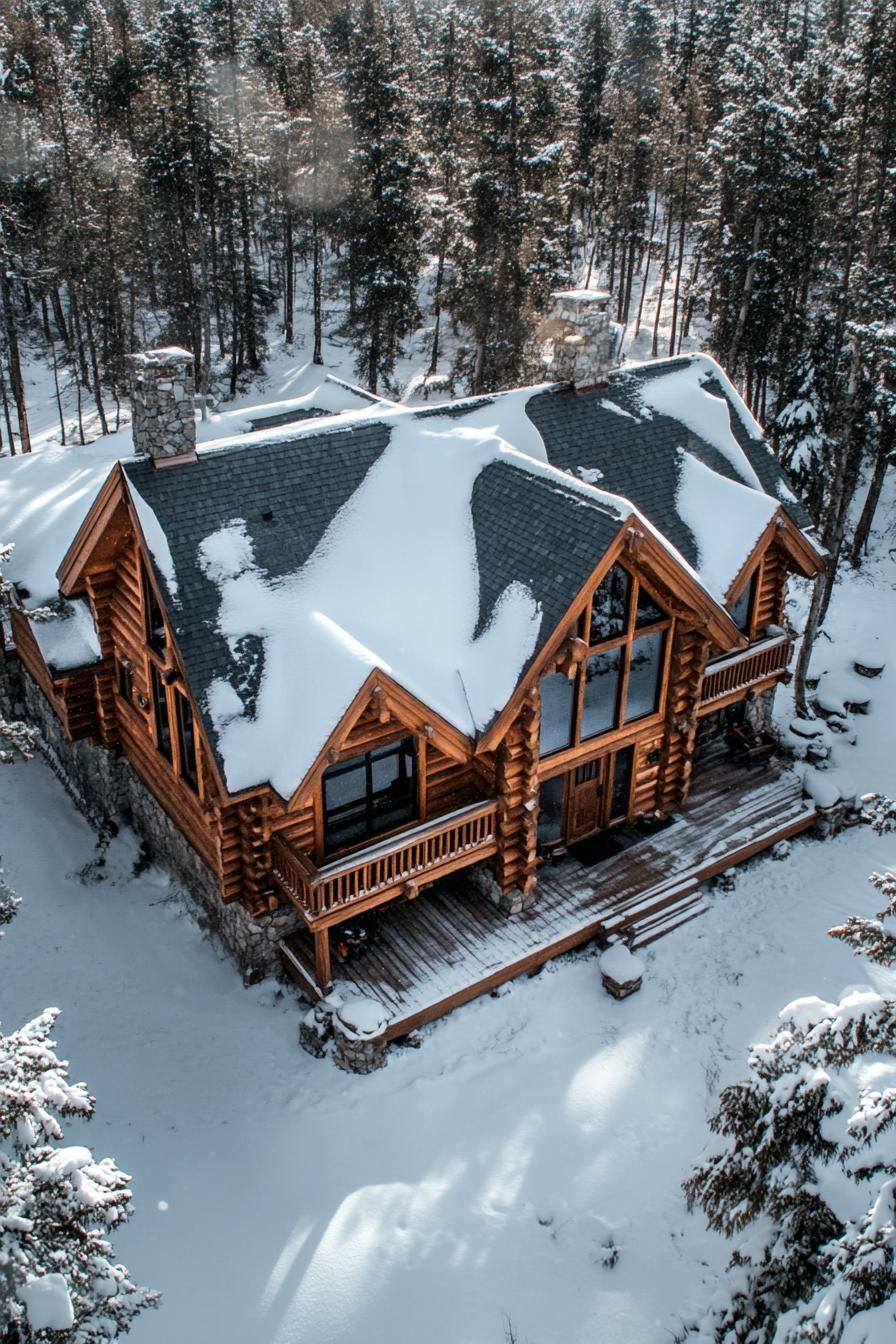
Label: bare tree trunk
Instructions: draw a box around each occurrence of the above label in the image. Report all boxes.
[848,440,893,566]
[0,267,31,453]
[727,211,763,373]
[51,339,67,445]
[312,217,323,366]
[429,243,446,376]
[651,192,674,358]
[633,192,659,341]
[0,359,17,456]
[283,209,294,346]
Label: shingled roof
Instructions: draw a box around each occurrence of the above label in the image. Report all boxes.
[30,349,809,800]
[525,355,812,574]
[123,408,627,797]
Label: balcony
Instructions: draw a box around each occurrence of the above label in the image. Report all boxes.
[699,633,792,710]
[271,798,499,924]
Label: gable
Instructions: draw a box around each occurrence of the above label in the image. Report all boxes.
[109,421,628,801]
[524,354,816,603]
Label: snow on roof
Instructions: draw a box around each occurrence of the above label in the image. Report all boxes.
[191,417,601,796]
[31,598,101,673]
[122,395,632,796]
[195,366,389,444]
[0,434,133,607]
[675,450,778,601]
[634,356,765,490]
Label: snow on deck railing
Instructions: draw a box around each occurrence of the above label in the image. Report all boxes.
[700,634,792,706]
[271,798,499,917]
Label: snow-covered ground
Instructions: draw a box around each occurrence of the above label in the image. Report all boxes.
[2,513,895,1341]
[3,277,895,1340]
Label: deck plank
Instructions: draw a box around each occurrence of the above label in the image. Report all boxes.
[280,757,817,1040]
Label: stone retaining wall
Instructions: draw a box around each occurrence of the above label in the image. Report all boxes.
[0,655,299,982]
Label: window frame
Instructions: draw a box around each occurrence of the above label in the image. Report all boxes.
[174,688,199,792]
[539,563,673,760]
[727,569,758,639]
[321,735,419,858]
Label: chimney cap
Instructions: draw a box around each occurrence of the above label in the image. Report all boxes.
[128,346,194,368]
[550,288,611,307]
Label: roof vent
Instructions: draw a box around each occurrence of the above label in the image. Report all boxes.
[261,508,274,523]
[128,347,197,467]
[541,290,619,392]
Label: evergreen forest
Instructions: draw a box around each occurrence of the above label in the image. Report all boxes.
[0,0,894,624]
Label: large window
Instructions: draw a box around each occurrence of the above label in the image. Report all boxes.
[540,563,671,756]
[175,690,198,791]
[143,568,167,656]
[727,572,757,635]
[323,738,417,854]
[150,662,172,761]
[539,673,576,755]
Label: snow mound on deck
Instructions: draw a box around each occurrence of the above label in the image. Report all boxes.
[201,420,548,797]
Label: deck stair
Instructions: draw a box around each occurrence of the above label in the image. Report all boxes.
[281,755,816,1040]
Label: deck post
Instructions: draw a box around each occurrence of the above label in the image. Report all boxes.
[313,928,332,993]
[493,689,540,905]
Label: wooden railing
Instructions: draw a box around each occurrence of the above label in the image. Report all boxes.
[699,633,792,708]
[271,798,499,919]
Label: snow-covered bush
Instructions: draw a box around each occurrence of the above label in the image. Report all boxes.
[684,828,896,1343]
[1,1011,160,1339]
[0,541,37,764]
[1,882,158,1337]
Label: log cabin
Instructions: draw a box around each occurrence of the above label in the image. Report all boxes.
[0,294,824,1040]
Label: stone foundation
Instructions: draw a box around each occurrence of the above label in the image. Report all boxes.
[1,657,300,982]
[467,861,537,916]
[743,687,776,736]
[298,994,391,1073]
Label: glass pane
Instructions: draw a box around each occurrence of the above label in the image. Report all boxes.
[176,691,198,789]
[370,741,415,835]
[610,748,633,819]
[589,565,631,643]
[625,632,665,722]
[371,749,401,793]
[728,575,755,633]
[150,664,172,760]
[325,763,367,808]
[582,647,622,739]
[540,674,576,756]
[635,583,665,628]
[537,775,565,846]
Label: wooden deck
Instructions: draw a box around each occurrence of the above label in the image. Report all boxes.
[280,753,816,1041]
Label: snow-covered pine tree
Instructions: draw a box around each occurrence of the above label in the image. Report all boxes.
[699,22,813,410]
[450,0,571,394]
[418,0,474,380]
[0,715,157,1337]
[0,1008,160,1339]
[685,796,896,1343]
[341,0,425,394]
[0,542,35,763]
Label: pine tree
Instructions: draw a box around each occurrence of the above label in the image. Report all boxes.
[1,1009,160,1339]
[342,0,424,393]
[450,0,571,394]
[685,794,896,1343]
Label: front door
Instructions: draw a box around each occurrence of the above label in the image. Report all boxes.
[566,746,635,843]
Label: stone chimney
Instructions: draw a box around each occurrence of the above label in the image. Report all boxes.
[542,289,620,391]
[128,347,197,466]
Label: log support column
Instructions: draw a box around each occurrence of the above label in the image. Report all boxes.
[313,928,332,994]
[492,687,540,911]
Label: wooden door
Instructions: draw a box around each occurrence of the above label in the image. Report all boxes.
[566,746,635,843]
[567,758,604,843]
